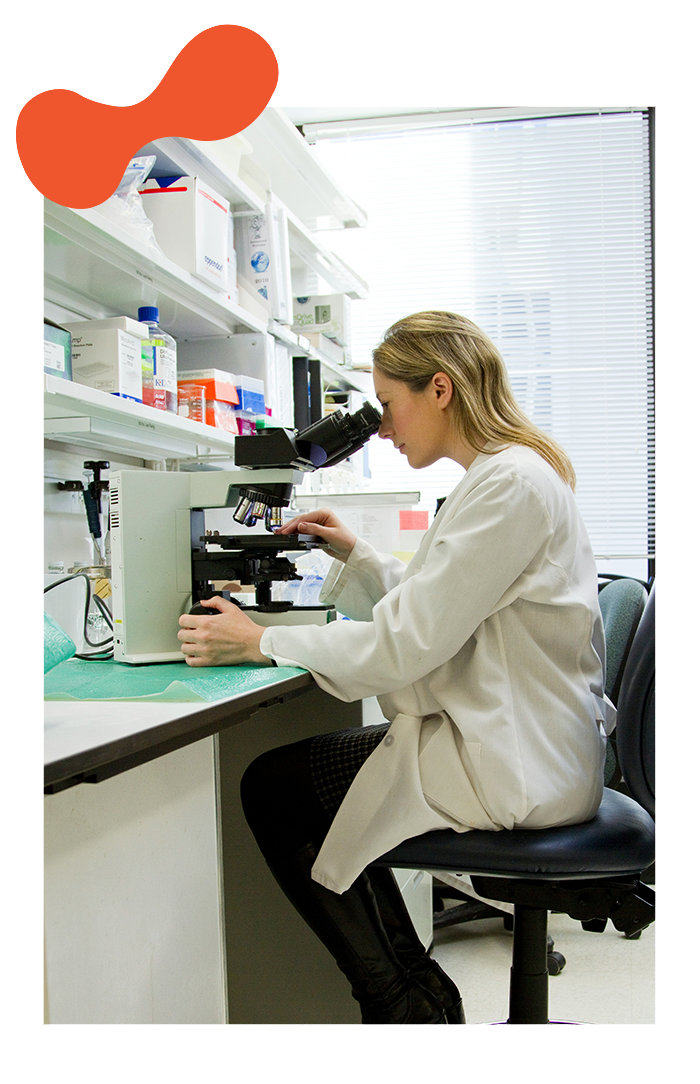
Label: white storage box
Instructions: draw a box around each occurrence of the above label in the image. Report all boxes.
[234,201,293,322]
[138,176,230,293]
[292,294,352,346]
[63,317,148,402]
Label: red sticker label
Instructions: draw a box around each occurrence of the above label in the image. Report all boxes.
[400,510,429,530]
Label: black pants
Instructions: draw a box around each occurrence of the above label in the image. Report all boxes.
[240,723,389,860]
[239,724,464,1023]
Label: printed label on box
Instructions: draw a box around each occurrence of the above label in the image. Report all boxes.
[44,340,66,372]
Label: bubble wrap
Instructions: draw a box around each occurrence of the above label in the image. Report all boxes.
[44,613,76,674]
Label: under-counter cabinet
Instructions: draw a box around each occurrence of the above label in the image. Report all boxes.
[44,684,363,1024]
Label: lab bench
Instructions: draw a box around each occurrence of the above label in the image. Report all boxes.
[44,660,363,1024]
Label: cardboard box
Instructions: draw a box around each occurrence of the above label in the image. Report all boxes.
[63,317,148,402]
[44,319,72,381]
[292,294,352,346]
[177,369,239,405]
[305,331,347,368]
[138,176,230,293]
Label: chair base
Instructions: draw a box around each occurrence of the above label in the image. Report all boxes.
[468,875,654,1024]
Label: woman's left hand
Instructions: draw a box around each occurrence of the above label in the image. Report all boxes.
[178,597,273,667]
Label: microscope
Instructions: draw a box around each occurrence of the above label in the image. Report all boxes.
[109,402,381,664]
[190,401,381,615]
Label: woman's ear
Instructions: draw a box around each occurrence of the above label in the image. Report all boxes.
[432,371,454,410]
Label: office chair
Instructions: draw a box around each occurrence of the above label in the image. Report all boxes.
[598,577,648,785]
[431,577,650,957]
[374,587,655,1023]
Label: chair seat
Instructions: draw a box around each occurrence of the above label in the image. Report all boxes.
[374,788,655,881]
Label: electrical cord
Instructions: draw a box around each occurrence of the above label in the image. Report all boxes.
[44,572,114,660]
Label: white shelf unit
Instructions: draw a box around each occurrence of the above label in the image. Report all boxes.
[285,207,368,301]
[44,201,267,339]
[139,124,369,300]
[44,374,235,463]
[238,108,368,231]
[44,120,369,465]
[137,137,266,215]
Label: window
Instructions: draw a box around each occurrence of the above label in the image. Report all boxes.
[311,111,654,578]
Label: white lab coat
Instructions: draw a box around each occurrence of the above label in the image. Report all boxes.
[259,444,614,894]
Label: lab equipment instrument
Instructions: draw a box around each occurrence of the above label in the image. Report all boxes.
[109,401,381,663]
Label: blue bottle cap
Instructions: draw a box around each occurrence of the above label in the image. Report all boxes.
[138,306,159,323]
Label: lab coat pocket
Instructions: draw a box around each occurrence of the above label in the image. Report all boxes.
[418,717,498,831]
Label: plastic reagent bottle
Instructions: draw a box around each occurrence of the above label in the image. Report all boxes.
[138,306,177,412]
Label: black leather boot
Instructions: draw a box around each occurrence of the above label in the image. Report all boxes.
[368,866,466,1023]
[264,841,447,1024]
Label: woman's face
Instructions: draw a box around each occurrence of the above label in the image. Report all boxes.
[373,372,454,470]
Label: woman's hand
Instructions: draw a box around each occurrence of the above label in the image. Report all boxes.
[274,508,357,563]
[178,596,273,667]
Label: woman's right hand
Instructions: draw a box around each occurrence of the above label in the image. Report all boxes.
[275,507,357,563]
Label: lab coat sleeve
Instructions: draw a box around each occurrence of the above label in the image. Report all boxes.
[259,469,556,700]
[317,535,408,621]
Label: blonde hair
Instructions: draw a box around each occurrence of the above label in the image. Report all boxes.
[373,311,576,489]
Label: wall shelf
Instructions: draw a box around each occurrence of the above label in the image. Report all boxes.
[44,124,370,464]
[269,323,366,394]
[286,208,368,300]
[136,137,265,214]
[138,127,368,298]
[44,375,235,463]
[45,201,267,340]
[239,108,368,231]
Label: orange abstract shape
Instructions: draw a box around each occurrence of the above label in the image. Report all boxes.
[16,25,278,209]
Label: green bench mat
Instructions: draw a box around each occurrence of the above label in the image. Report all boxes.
[44,657,307,703]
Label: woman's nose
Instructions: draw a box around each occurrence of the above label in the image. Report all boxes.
[378,417,393,440]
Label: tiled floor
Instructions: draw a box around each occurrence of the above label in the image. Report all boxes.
[431,908,655,1024]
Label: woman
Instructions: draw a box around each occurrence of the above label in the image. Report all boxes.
[178,311,614,1025]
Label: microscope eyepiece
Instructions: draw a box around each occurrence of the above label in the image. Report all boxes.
[231,401,382,529]
[296,401,382,468]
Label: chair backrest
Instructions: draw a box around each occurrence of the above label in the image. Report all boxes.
[599,578,648,704]
[614,585,655,819]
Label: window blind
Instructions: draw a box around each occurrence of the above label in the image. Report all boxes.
[311,112,654,562]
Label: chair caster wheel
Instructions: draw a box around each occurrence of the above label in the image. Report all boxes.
[547,951,566,975]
